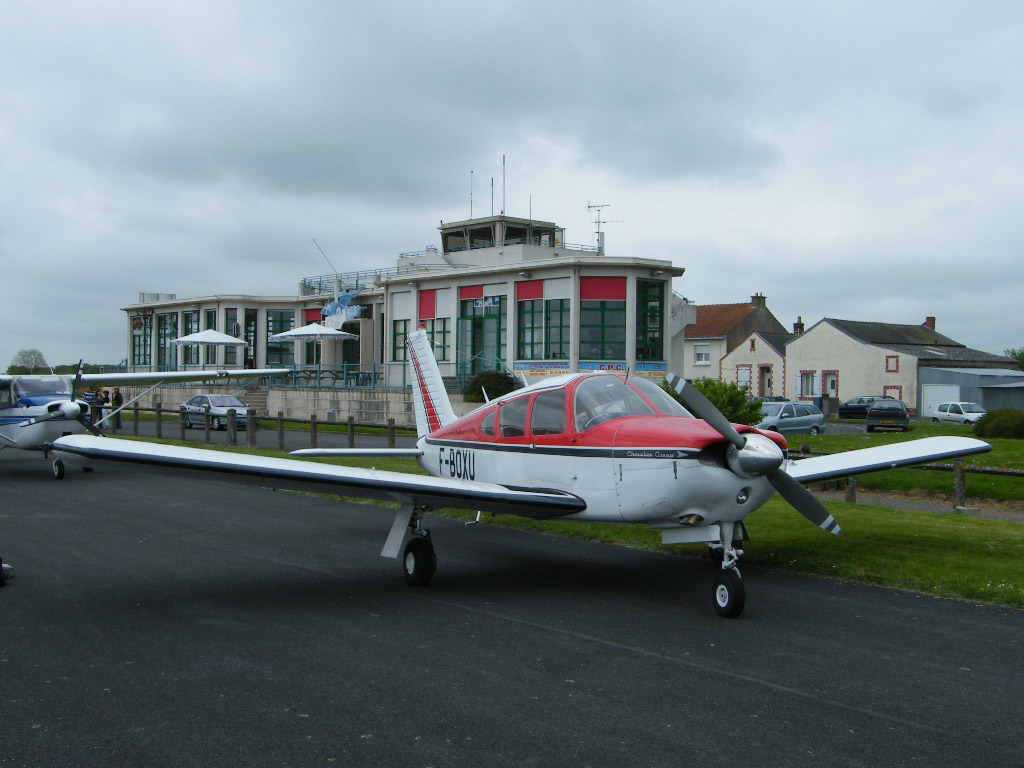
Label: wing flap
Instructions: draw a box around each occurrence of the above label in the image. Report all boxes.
[785,436,991,484]
[52,435,585,518]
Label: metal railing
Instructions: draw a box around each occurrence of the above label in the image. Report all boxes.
[299,262,475,296]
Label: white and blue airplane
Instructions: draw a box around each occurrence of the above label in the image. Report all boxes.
[51,330,991,617]
[0,362,291,477]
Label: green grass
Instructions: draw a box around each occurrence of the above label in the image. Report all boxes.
[785,422,1024,501]
[110,434,1024,609]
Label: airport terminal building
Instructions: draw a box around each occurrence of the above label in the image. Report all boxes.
[123,214,692,386]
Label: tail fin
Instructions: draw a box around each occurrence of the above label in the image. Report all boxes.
[406,327,457,438]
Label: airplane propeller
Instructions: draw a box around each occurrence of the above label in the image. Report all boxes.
[666,374,840,534]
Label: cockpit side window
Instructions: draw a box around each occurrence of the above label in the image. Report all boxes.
[0,383,12,409]
[499,397,529,438]
[530,390,566,436]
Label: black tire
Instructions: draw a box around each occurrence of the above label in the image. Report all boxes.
[712,569,745,618]
[403,536,436,586]
[211,416,222,430]
[52,458,65,480]
[809,426,820,435]
[183,415,193,428]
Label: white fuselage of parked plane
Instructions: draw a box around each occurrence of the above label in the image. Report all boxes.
[416,433,776,526]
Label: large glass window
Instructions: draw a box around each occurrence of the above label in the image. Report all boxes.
[545,299,570,360]
[225,309,239,365]
[204,309,217,365]
[517,299,544,360]
[518,298,570,360]
[392,319,409,362]
[243,309,258,367]
[424,318,450,361]
[182,311,200,365]
[458,296,506,375]
[573,375,655,431]
[156,313,178,369]
[635,280,664,361]
[579,300,626,361]
[132,326,151,367]
[266,310,295,366]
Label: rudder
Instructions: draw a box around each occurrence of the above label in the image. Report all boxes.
[406,327,457,438]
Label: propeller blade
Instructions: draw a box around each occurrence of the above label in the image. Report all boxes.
[70,359,84,400]
[768,467,841,534]
[665,374,746,449]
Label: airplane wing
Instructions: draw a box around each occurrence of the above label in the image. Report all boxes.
[291,448,424,458]
[785,436,991,484]
[79,369,292,384]
[51,435,585,519]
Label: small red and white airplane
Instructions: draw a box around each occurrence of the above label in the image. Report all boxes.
[52,329,990,617]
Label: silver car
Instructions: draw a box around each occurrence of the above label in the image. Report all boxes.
[181,394,250,430]
[757,401,825,435]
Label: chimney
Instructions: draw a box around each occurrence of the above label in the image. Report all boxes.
[751,293,766,308]
[793,316,804,335]
[923,316,936,330]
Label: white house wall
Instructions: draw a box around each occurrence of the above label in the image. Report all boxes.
[786,322,920,408]
[720,334,784,398]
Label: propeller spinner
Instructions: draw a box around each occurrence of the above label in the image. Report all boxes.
[665,374,840,534]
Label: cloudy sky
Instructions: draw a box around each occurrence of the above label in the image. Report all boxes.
[2,1,1022,369]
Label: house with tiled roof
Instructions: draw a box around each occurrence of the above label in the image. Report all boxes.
[677,294,788,382]
[720,330,794,398]
[785,316,1015,411]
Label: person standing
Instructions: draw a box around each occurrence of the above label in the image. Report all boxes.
[111,387,124,430]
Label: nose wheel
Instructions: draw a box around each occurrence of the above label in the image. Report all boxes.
[52,458,65,480]
[712,569,745,618]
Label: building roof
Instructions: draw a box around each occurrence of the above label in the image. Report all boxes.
[684,303,754,339]
[826,318,962,347]
[824,318,1014,366]
[758,331,794,357]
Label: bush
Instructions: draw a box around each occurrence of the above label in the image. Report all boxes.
[974,408,1024,439]
[464,369,518,403]
[661,377,764,426]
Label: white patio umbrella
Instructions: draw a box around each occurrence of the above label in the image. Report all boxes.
[269,323,357,375]
[172,329,247,369]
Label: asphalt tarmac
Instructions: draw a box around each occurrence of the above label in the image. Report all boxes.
[2,448,1023,767]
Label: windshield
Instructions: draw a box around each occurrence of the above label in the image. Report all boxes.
[962,403,986,413]
[761,403,783,416]
[13,376,69,398]
[574,376,655,431]
[209,395,246,407]
[628,378,692,417]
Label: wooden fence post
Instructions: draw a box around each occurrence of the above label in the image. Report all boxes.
[133,402,139,436]
[954,460,967,508]
[179,406,186,440]
[388,418,395,448]
[277,412,285,451]
[247,409,258,448]
[155,402,162,439]
[310,413,318,449]
[845,477,857,503]
[204,406,211,444]
[228,409,237,446]
[347,416,355,448]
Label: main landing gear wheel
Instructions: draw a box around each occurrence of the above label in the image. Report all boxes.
[403,535,436,586]
[712,569,745,618]
[52,458,65,480]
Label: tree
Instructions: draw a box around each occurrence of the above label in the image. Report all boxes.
[662,377,764,426]
[1005,348,1024,370]
[7,348,48,375]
